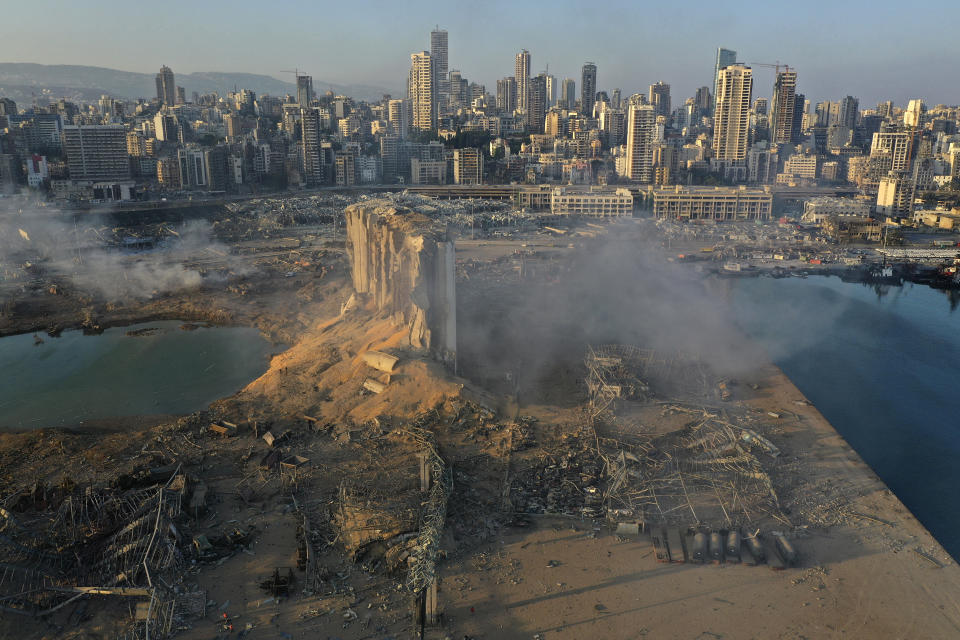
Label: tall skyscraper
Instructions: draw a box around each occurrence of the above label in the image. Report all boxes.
[625,101,656,182]
[792,93,806,143]
[497,77,517,113]
[694,86,711,115]
[649,82,671,118]
[301,107,326,186]
[296,74,313,109]
[713,48,737,110]
[387,99,409,138]
[515,50,531,113]
[838,95,859,130]
[528,74,547,133]
[430,28,449,112]
[155,65,176,106]
[612,88,621,110]
[409,51,436,131]
[544,74,556,108]
[770,68,798,144]
[581,62,597,116]
[712,64,753,161]
[561,78,576,109]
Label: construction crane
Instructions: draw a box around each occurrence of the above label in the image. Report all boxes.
[748,62,791,75]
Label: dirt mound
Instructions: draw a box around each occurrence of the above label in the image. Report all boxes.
[226,298,473,429]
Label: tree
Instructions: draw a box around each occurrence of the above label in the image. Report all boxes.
[197,133,220,147]
[408,129,439,143]
[444,130,492,150]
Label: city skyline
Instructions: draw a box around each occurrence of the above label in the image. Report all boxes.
[4,0,960,108]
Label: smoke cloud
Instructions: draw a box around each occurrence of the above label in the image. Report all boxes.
[456,220,775,403]
[0,209,247,301]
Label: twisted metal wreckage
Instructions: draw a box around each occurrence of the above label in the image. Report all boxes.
[333,413,452,631]
[584,344,786,530]
[0,466,203,639]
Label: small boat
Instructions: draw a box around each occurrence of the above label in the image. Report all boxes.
[33,334,44,345]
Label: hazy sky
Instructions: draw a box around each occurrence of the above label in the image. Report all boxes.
[5,0,959,107]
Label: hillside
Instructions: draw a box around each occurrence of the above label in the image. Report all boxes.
[0,63,394,103]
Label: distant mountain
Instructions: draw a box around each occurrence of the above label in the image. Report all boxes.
[0,63,396,104]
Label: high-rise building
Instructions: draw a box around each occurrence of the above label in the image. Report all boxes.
[301,107,326,186]
[224,113,242,141]
[712,64,753,161]
[561,78,576,109]
[544,74,556,108]
[877,172,915,216]
[430,28,449,112]
[903,99,925,128]
[497,77,517,113]
[153,111,178,142]
[713,48,737,111]
[770,68,798,144]
[528,74,547,133]
[871,132,912,172]
[62,125,130,181]
[380,134,400,183]
[815,101,836,127]
[581,62,597,116]
[625,102,656,182]
[409,51,436,131]
[515,50,531,113]
[296,74,313,109]
[600,108,626,146]
[649,82,671,119]
[447,70,467,108]
[203,147,229,191]
[838,96,859,130]
[612,88,621,110]
[694,86,711,116]
[545,109,566,137]
[753,97,768,115]
[387,99,409,138]
[792,93,806,143]
[155,65,176,106]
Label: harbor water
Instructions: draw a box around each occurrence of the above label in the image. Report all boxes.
[0,320,274,430]
[731,275,960,560]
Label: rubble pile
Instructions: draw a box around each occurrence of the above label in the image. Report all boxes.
[510,429,605,516]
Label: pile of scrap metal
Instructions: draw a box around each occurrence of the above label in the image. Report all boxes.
[585,345,652,416]
[603,410,786,531]
[586,344,715,417]
[0,467,204,639]
[404,422,452,597]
